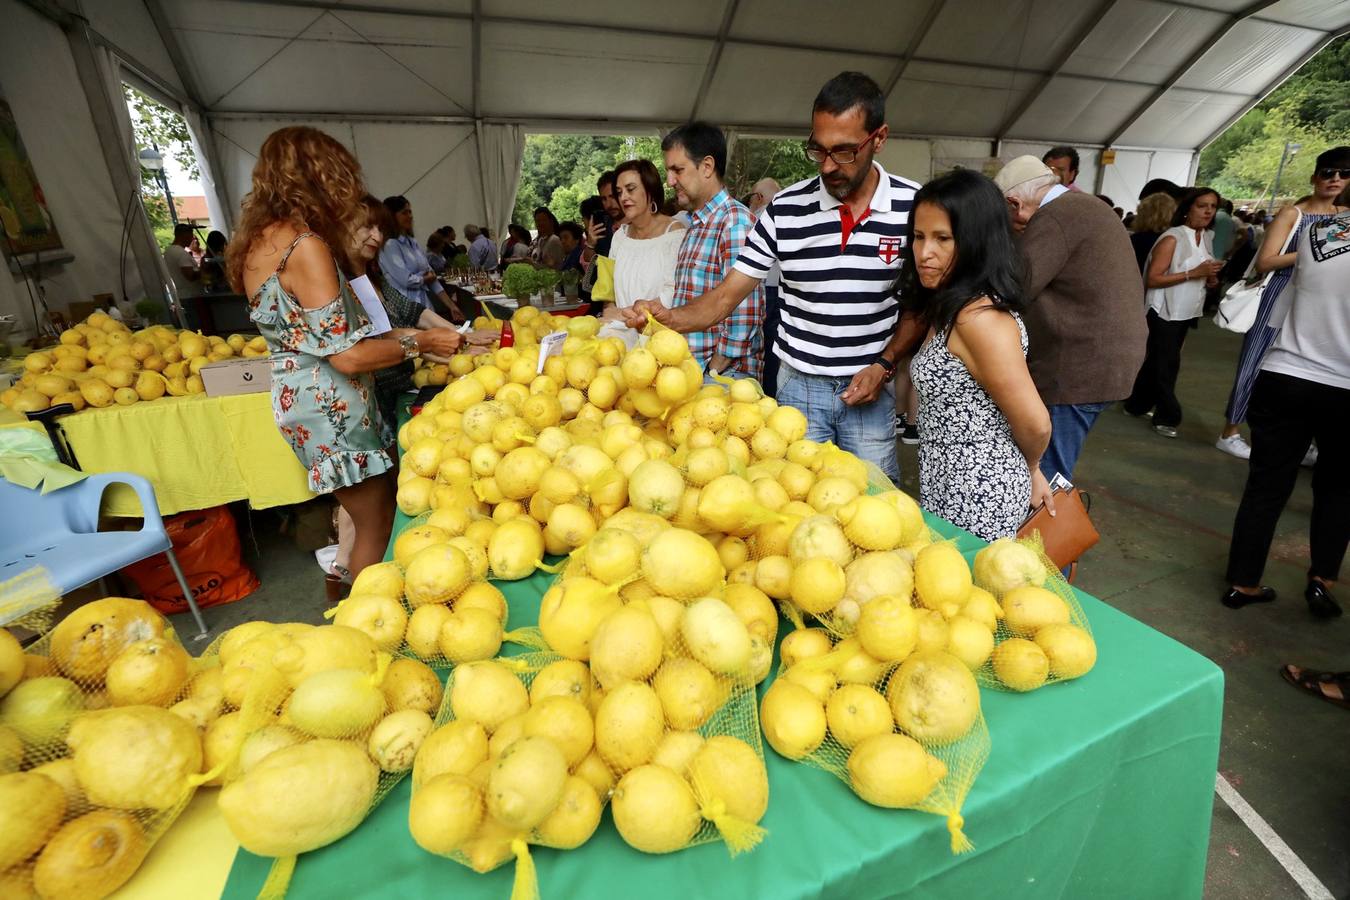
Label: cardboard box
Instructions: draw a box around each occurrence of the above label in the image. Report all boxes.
[200,357,272,396]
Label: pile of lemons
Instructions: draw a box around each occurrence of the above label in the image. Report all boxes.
[1,311,268,413]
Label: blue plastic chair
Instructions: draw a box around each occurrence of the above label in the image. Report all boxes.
[0,473,209,639]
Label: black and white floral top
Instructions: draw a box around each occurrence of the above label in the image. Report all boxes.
[909,311,1030,541]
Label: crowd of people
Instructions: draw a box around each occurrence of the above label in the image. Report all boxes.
[217,71,1347,637]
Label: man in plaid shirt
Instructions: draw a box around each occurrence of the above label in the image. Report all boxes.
[661,122,765,379]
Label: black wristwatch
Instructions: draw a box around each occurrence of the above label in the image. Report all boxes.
[873,355,897,381]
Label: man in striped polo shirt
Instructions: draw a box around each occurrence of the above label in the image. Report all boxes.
[623,71,918,482]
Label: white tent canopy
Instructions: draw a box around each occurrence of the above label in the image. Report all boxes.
[3,0,1348,338]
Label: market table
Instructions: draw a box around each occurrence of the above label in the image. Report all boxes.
[56,392,314,517]
[216,504,1224,900]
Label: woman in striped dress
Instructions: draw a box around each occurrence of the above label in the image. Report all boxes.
[1215,150,1349,459]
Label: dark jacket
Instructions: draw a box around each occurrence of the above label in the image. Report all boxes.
[1019,192,1148,406]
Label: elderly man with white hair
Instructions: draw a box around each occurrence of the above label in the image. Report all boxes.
[994,155,1147,482]
[466,224,497,271]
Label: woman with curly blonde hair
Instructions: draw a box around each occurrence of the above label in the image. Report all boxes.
[228,126,460,580]
[1129,192,1177,274]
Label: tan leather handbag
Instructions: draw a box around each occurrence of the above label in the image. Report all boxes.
[1017,488,1100,583]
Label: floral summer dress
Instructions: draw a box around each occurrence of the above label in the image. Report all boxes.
[248,232,394,494]
[910,312,1030,541]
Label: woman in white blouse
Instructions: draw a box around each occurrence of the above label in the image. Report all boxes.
[1123,187,1225,438]
[600,158,686,319]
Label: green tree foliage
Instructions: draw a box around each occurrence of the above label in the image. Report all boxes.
[123,85,200,247]
[1197,35,1348,202]
[513,133,819,227]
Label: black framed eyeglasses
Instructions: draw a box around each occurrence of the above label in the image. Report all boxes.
[1315,167,1350,180]
[804,128,882,165]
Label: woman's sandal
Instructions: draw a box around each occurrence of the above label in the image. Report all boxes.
[325,565,353,604]
[1279,664,1350,710]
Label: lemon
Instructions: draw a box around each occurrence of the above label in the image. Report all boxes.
[681,596,752,673]
[992,638,1050,691]
[650,730,705,776]
[766,405,808,442]
[523,696,594,767]
[960,586,1002,632]
[405,604,452,658]
[1002,586,1071,635]
[844,551,914,607]
[749,425,788,459]
[914,542,973,618]
[382,658,443,714]
[487,734,568,831]
[438,607,503,663]
[759,678,826,759]
[590,605,664,689]
[780,627,833,668]
[496,446,551,499]
[545,502,597,551]
[67,706,202,809]
[368,709,435,772]
[288,667,387,738]
[594,681,664,772]
[688,735,767,824]
[414,719,489,786]
[826,683,894,748]
[104,636,190,707]
[648,330,689,365]
[535,774,603,849]
[334,593,408,652]
[855,594,918,662]
[642,528,725,599]
[628,459,686,518]
[539,577,623,661]
[836,495,905,550]
[753,554,792,599]
[722,582,777,638]
[621,347,658,387]
[0,772,66,870]
[449,660,530,733]
[487,518,545,580]
[394,525,451,568]
[539,465,583,504]
[409,773,483,854]
[788,515,853,567]
[1035,623,1097,679]
[652,657,720,730]
[684,446,730,486]
[220,739,378,857]
[790,556,846,616]
[350,560,405,599]
[945,615,995,669]
[886,650,980,745]
[914,608,951,653]
[726,402,763,439]
[612,764,700,853]
[529,659,593,706]
[973,537,1048,595]
[847,733,947,807]
[783,663,836,703]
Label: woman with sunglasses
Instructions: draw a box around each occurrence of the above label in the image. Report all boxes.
[1215,147,1349,460]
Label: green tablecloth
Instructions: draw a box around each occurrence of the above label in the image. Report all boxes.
[222,500,1222,899]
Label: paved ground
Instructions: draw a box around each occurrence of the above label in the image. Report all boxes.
[134,319,1344,898]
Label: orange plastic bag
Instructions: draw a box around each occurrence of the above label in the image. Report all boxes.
[122,505,259,614]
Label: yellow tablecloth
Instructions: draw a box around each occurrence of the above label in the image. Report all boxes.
[59,393,315,517]
[115,788,239,900]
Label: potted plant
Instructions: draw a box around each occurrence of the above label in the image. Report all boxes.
[501,263,536,304]
[560,269,581,300]
[535,269,560,306]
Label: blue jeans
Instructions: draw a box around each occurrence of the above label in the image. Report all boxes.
[1040,402,1110,482]
[777,364,899,484]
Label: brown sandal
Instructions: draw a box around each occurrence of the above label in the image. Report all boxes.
[1279,664,1350,709]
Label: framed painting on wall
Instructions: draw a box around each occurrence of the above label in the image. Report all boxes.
[0,92,64,259]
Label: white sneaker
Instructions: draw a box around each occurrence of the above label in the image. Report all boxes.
[1302,443,1318,467]
[1215,434,1251,460]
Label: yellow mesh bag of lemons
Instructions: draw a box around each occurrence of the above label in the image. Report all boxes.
[189,618,451,897]
[0,598,219,899]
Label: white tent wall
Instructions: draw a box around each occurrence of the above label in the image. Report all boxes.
[0,0,153,341]
[210,116,493,250]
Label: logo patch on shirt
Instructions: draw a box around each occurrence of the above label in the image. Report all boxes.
[877,237,902,264]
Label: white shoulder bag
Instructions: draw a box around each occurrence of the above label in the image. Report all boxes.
[1213,208,1300,333]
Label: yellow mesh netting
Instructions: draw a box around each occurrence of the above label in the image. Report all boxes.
[967,534,1097,692]
[0,567,61,633]
[194,620,431,898]
[1,598,212,898]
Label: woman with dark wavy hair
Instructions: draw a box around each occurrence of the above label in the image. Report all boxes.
[228,126,458,579]
[900,169,1052,540]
